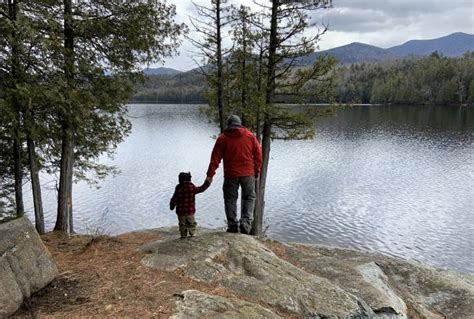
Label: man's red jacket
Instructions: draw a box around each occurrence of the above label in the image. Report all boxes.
[207,127,263,179]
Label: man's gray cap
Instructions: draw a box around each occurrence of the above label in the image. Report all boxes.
[227,115,242,128]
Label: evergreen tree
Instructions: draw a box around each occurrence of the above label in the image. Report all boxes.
[45,0,186,233]
[189,0,232,132]
[468,80,474,105]
[1,1,186,232]
[221,0,336,235]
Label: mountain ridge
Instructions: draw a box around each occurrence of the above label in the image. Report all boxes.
[303,32,473,65]
[143,67,182,75]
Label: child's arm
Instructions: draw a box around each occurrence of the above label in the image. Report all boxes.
[170,187,178,210]
[195,179,211,194]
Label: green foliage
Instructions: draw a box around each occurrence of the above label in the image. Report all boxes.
[468,80,474,105]
[341,53,474,105]
[132,72,206,103]
[0,1,186,227]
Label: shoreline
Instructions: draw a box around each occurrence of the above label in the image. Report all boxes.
[4,220,473,318]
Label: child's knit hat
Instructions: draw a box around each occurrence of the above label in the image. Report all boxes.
[179,172,192,183]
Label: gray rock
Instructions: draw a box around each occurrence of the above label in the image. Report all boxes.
[0,217,58,318]
[272,241,474,319]
[357,262,407,318]
[141,230,374,318]
[170,290,281,319]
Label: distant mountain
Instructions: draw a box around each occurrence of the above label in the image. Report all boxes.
[301,42,396,65]
[300,32,473,65]
[387,32,474,57]
[143,67,182,75]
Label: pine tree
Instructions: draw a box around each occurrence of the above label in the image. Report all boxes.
[189,0,232,132]
[209,0,336,235]
[1,1,186,232]
[44,0,186,233]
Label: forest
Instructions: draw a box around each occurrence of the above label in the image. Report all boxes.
[132,52,474,106]
[1,0,339,237]
[2,0,472,238]
[0,1,185,230]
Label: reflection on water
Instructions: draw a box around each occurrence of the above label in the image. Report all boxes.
[25,104,474,273]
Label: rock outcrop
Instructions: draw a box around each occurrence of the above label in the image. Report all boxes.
[276,242,474,318]
[0,217,57,318]
[141,229,374,318]
[140,228,474,319]
[170,290,281,319]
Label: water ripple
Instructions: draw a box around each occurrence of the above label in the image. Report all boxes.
[23,104,474,273]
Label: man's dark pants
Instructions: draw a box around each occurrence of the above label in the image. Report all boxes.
[223,176,256,233]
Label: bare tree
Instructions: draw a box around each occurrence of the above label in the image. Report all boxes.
[189,0,232,132]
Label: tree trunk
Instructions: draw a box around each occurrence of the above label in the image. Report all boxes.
[55,124,74,233]
[240,11,247,126]
[55,0,75,234]
[251,0,278,236]
[27,133,45,234]
[252,119,271,236]
[255,40,264,143]
[9,0,24,218]
[216,0,225,132]
[13,130,24,217]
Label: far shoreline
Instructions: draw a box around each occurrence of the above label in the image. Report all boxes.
[126,102,472,107]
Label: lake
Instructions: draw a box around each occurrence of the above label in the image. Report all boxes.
[25,104,474,273]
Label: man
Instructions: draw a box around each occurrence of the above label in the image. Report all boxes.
[207,115,262,234]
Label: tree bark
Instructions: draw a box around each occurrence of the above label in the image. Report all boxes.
[13,130,24,217]
[55,123,74,233]
[252,119,271,236]
[252,0,278,236]
[9,0,24,218]
[255,39,265,143]
[216,0,225,132]
[26,133,45,234]
[55,0,75,234]
[240,10,247,126]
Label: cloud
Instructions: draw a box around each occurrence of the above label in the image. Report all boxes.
[312,0,474,33]
[159,0,474,70]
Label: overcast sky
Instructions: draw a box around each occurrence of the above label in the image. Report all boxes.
[156,0,474,71]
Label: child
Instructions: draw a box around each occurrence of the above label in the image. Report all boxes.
[170,172,211,238]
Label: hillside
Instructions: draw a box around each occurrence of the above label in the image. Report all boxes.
[388,32,474,57]
[131,32,474,104]
[301,42,397,65]
[303,32,474,65]
[143,67,182,76]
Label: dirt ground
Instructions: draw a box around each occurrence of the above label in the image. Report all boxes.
[13,232,296,318]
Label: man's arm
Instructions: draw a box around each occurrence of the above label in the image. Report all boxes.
[207,136,224,179]
[253,136,263,176]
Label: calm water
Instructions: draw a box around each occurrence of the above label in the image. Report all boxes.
[25,104,474,273]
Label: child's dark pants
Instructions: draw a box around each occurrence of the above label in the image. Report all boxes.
[177,214,197,237]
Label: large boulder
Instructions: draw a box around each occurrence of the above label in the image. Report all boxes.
[270,241,474,319]
[0,217,58,318]
[141,230,374,318]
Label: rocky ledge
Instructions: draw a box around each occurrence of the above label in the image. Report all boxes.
[140,228,473,318]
